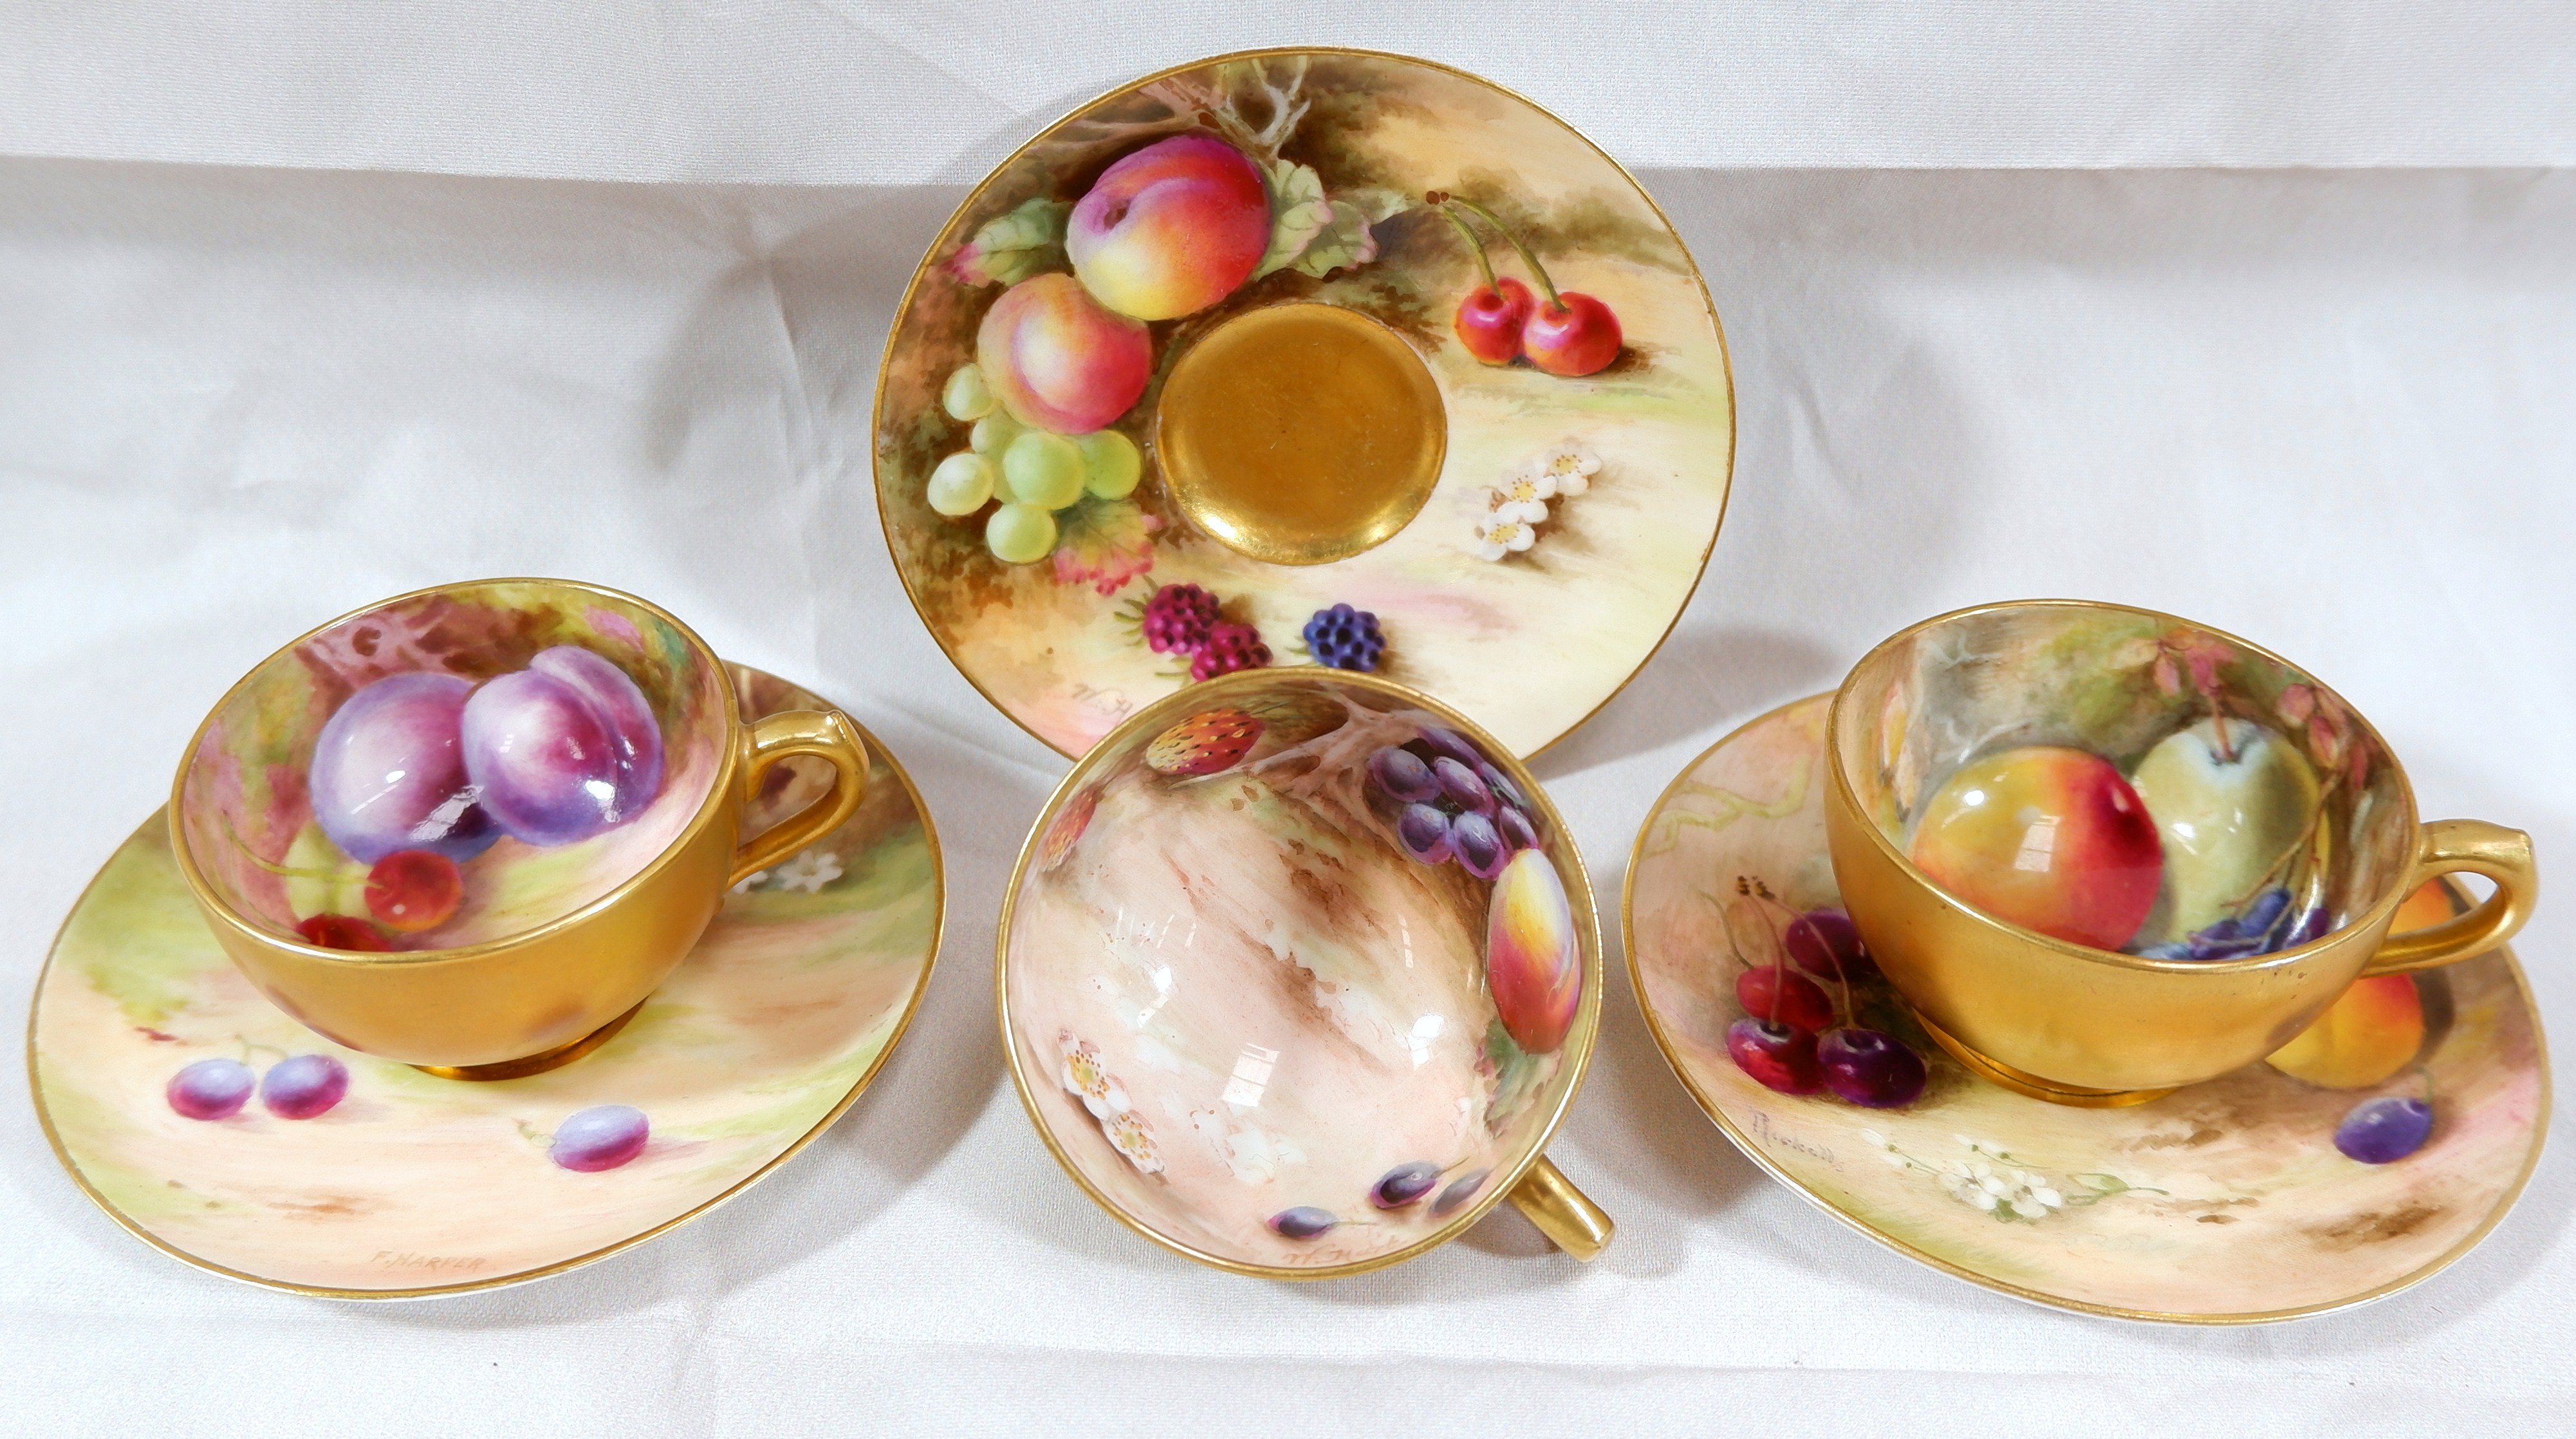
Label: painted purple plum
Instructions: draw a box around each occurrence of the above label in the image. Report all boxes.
[308,673,496,863]
[2335,1096,2433,1164]
[461,647,664,848]
[550,1104,650,1171]
[167,1057,255,1120]
[1430,1169,1490,1217]
[1267,1205,1339,1239]
[261,1053,349,1119]
[1370,1162,1443,1209]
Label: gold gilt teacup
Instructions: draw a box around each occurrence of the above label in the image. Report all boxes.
[1824,600,2535,1105]
[171,578,867,1076]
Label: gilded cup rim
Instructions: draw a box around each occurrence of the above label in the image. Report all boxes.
[993,666,1607,1280]
[167,576,748,969]
[1822,597,2425,978]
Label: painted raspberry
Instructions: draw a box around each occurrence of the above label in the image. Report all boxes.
[1139,583,1222,655]
[1190,622,1271,682]
[1301,604,1385,672]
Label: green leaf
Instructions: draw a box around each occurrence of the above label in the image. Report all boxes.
[1254,159,1335,279]
[1290,200,1379,279]
[947,197,1071,286]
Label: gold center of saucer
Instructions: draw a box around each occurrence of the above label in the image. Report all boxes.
[1154,303,1446,566]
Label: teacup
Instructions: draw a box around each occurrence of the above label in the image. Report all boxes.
[998,669,1610,1276]
[171,578,867,1075]
[1824,599,2535,1103]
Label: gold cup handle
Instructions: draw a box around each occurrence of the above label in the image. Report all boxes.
[728,709,871,886]
[1506,1156,1614,1261]
[2363,819,2537,976]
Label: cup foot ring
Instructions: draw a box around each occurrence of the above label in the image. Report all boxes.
[409,999,648,1082]
[1913,1010,2176,1109]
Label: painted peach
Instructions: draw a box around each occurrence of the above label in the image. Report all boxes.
[2266,974,2425,1088]
[1487,848,1580,1054]
[1909,747,2164,951]
[1066,135,1272,321]
[976,273,1153,435]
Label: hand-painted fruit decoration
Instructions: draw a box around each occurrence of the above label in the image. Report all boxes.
[1037,785,1100,873]
[1430,1169,1490,1217]
[1369,1162,1443,1209]
[1815,1026,1927,1108]
[297,913,391,951]
[2335,1095,2432,1164]
[363,849,462,933]
[460,645,666,848]
[2128,717,2321,947]
[1189,622,1272,682]
[1736,964,1831,1033]
[166,1057,256,1120]
[1909,746,2165,950]
[550,1104,651,1172]
[308,673,496,864]
[1138,583,1223,655]
[1067,135,1274,321]
[976,272,1153,435]
[260,1053,349,1119]
[1726,1016,1824,1095]
[1302,604,1386,672]
[1485,848,1581,1054]
[1144,708,1264,777]
[1435,202,1534,364]
[1434,194,1624,377]
[1267,1205,1340,1239]
[1784,908,1873,978]
[2266,974,2425,1088]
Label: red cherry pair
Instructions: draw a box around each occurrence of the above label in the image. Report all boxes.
[1436,196,1623,376]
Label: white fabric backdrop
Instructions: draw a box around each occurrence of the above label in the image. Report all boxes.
[5,2,2575,179]
[3,21,2573,1434]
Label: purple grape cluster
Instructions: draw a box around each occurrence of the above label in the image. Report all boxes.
[1301,604,1386,673]
[165,1053,347,1120]
[1367,729,1537,880]
[2136,886,2329,961]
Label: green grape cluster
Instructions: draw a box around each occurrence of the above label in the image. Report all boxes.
[928,362,1144,565]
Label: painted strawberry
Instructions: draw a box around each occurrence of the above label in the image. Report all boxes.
[1039,786,1100,871]
[1145,708,1265,777]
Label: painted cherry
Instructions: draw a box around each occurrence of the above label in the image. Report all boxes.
[1435,201,1533,364]
[1726,1016,1824,1095]
[1443,196,1624,377]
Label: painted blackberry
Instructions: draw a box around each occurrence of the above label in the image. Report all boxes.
[1138,583,1222,655]
[1301,604,1385,672]
[1190,622,1272,682]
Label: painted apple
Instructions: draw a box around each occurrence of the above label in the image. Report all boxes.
[2129,718,2321,947]
[976,273,1153,435]
[2266,974,2425,1088]
[1066,135,1272,321]
[1909,746,2164,950]
[308,673,496,864]
[1487,848,1580,1054]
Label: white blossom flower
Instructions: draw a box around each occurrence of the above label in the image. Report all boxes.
[1486,465,1557,525]
[1474,514,1537,562]
[1057,1031,1131,1121]
[1102,1108,1163,1174]
[729,871,769,895]
[773,848,843,893]
[1530,441,1601,496]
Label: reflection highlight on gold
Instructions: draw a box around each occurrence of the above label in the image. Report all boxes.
[1156,303,1445,566]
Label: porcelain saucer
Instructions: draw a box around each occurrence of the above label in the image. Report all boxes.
[1624,693,2548,1323]
[28,665,943,1298]
[874,48,1734,760]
